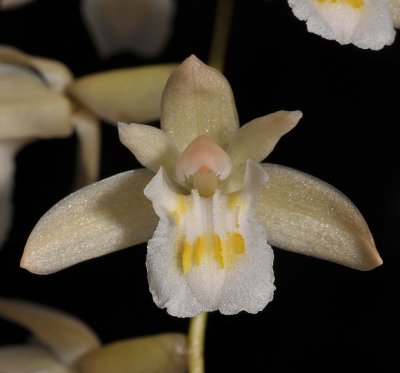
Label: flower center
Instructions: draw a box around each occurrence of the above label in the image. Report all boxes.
[175,135,232,197]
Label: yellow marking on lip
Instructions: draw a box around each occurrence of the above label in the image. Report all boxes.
[228,232,245,255]
[214,235,224,268]
[170,195,188,225]
[194,236,205,265]
[180,232,246,274]
[316,0,364,9]
[182,240,193,275]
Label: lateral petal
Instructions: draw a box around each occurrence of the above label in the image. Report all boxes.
[118,122,179,178]
[21,169,158,274]
[0,298,100,366]
[76,333,187,373]
[160,55,239,151]
[227,110,302,184]
[257,163,382,270]
[67,64,177,125]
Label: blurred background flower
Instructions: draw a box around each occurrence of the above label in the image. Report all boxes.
[0,45,101,248]
[0,297,187,373]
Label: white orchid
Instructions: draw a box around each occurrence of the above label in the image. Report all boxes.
[21,55,382,318]
[288,0,400,50]
[0,297,187,373]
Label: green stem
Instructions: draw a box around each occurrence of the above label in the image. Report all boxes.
[188,312,208,373]
[208,0,235,73]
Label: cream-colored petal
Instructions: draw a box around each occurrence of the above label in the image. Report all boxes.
[118,122,179,177]
[21,169,158,274]
[388,0,400,28]
[30,56,73,92]
[0,45,33,68]
[0,45,73,92]
[67,64,177,125]
[0,141,22,247]
[0,298,100,366]
[160,55,239,151]
[77,333,187,373]
[0,66,72,140]
[258,163,382,271]
[0,0,36,10]
[71,106,101,188]
[227,110,302,182]
[0,345,74,373]
[81,0,175,58]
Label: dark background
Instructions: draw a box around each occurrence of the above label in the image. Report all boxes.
[0,0,398,372]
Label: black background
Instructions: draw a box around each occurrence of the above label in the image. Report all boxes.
[0,0,398,372]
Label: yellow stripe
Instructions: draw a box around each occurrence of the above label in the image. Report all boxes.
[181,232,246,273]
[194,236,205,265]
[182,240,192,275]
[214,235,224,269]
[316,0,364,9]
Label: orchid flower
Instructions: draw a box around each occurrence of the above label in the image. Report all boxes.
[0,297,187,372]
[81,0,176,58]
[21,55,382,318]
[288,0,400,50]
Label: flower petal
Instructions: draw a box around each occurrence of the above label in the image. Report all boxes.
[67,64,177,124]
[30,56,73,93]
[145,162,274,317]
[388,0,400,28]
[288,0,395,50]
[21,169,158,275]
[71,106,101,188]
[160,55,239,151]
[0,65,72,140]
[0,345,74,373]
[118,122,179,177]
[0,45,73,92]
[257,163,382,270]
[226,110,302,188]
[81,0,175,58]
[0,297,100,366]
[76,333,187,373]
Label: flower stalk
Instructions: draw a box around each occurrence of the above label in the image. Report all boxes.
[188,312,208,373]
[208,0,235,72]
